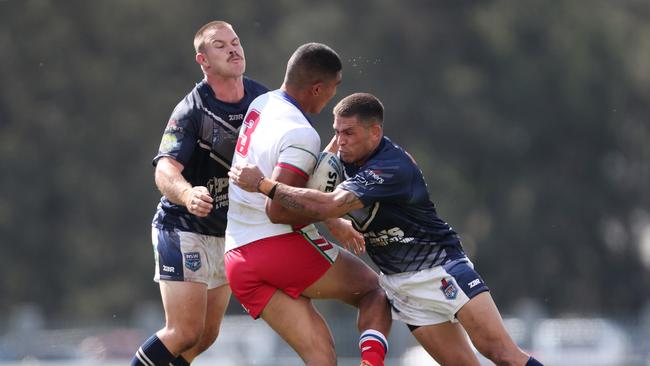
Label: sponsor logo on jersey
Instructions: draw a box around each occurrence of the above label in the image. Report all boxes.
[162,265,175,273]
[440,278,458,300]
[207,177,229,194]
[468,278,481,289]
[228,114,244,121]
[365,227,414,246]
[353,169,385,187]
[366,169,385,184]
[184,252,202,272]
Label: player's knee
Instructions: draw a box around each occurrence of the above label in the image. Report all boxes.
[360,284,385,304]
[195,326,220,353]
[162,324,205,351]
[477,341,518,365]
[354,269,381,295]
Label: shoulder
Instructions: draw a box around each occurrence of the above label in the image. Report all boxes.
[169,81,206,120]
[259,91,308,123]
[370,137,413,167]
[383,137,418,169]
[362,138,417,181]
[286,124,319,141]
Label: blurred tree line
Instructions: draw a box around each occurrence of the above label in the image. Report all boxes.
[0,0,648,327]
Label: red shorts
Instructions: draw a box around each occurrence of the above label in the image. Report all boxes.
[225,230,339,319]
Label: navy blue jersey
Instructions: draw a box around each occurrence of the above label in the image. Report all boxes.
[338,137,466,274]
[152,77,268,236]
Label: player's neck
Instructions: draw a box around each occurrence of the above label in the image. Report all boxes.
[354,140,382,167]
[205,75,245,103]
[281,85,315,113]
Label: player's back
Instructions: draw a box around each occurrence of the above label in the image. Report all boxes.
[226,90,321,251]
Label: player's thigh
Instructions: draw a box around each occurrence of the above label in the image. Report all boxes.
[456,291,519,355]
[412,322,481,366]
[261,291,335,364]
[303,249,379,305]
[160,280,208,330]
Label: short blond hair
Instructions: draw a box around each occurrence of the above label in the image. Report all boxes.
[193,21,233,53]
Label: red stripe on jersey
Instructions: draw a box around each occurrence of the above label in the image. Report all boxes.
[277,162,309,180]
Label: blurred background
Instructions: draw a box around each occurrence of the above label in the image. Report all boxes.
[1,0,649,365]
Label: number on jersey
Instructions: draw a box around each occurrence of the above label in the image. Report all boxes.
[235,109,261,157]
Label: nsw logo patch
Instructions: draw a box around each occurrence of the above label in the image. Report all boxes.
[440,278,458,300]
[184,252,202,272]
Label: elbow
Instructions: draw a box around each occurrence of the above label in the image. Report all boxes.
[266,206,290,224]
[153,168,165,191]
[268,214,284,224]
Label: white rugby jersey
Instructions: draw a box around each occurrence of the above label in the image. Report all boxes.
[225,90,320,251]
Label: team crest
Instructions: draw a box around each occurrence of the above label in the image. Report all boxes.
[440,278,458,300]
[184,252,201,272]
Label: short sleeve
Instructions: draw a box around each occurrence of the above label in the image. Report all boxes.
[153,102,199,167]
[276,126,320,180]
[338,163,411,207]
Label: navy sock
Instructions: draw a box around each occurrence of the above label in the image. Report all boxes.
[526,356,543,366]
[130,334,175,366]
[172,355,191,366]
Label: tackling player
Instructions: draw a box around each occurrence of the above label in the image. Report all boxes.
[229,93,544,366]
[130,21,268,366]
[225,44,391,366]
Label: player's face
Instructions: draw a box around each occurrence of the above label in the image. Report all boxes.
[198,26,246,78]
[334,115,380,165]
[312,71,342,113]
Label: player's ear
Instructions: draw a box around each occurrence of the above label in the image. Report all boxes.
[195,52,208,67]
[370,122,382,139]
[311,82,322,96]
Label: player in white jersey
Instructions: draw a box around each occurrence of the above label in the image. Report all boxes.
[225,43,391,366]
[226,90,322,246]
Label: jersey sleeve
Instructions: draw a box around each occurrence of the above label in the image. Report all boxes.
[338,161,412,207]
[153,101,199,167]
[276,126,320,180]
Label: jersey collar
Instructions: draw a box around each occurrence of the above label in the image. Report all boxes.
[276,89,313,125]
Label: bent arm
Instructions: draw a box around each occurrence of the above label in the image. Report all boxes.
[154,157,191,205]
[258,177,364,222]
[264,165,314,225]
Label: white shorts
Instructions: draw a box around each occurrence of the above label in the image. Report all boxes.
[152,227,228,289]
[379,257,489,326]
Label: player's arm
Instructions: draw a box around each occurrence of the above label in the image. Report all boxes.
[155,157,213,217]
[263,165,317,225]
[229,163,363,221]
[264,178,363,221]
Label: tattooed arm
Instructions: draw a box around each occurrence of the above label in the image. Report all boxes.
[262,179,363,221]
[229,163,364,221]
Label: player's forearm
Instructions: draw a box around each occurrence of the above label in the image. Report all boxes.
[265,203,317,226]
[155,166,192,206]
[258,178,334,221]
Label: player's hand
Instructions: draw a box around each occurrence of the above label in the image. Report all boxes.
[182,186,213,217]
[229,163,264,192]
[325,218,365,255]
